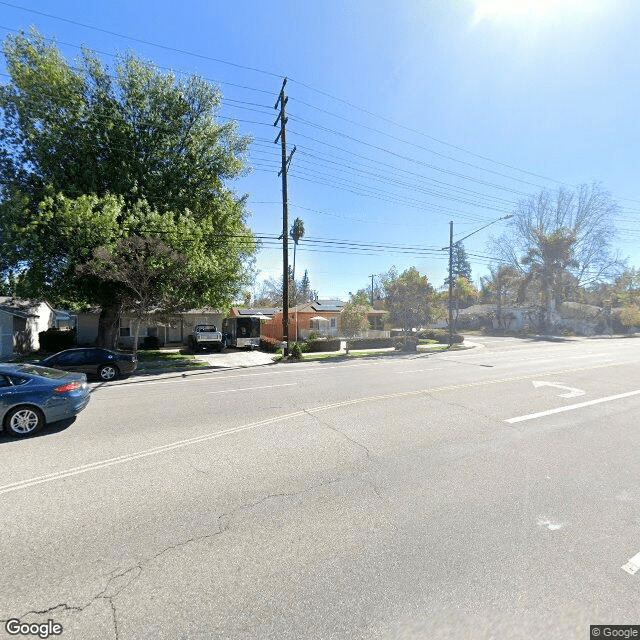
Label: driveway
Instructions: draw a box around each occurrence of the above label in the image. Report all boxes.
[194,348,275,368]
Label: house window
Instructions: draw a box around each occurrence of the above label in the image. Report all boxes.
[119,327,131,337]
[330,318,336,328]
[146,327,158,337]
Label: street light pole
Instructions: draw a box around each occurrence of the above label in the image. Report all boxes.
[443,214,513,347]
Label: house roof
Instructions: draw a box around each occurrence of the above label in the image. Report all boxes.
[0,305,31,319]
[291,301,387,315]
[235,307,280,317]
[292,300,346,313]
[181,308,223,315]
[0,296,50,316]
[317,299,344,306]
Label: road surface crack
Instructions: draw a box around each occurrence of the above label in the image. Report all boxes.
[303,408,373,462]
[108,598,120,640]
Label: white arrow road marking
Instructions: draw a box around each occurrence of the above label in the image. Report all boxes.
[506,389,640,424]
[0,360,624,496]
[622,551,640,575]
[532,380,585,398]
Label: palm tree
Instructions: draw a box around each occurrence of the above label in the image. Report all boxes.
[289,218,305,285]
[289,218,305,341]
[518,227,577,329]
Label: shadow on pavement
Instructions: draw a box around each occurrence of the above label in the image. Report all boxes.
[0,417,77,444]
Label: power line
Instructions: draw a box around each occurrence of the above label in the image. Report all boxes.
[287,110,546,191]
[0,2,283,78]
[0,23,279,98]
[0,1,607,204]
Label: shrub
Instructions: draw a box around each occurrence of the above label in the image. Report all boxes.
[348,338,393,350]
[393,335,418,351]
[260,336,281,353]
[305,338,341,352]
[38,328,76,353]
[140,336,162,349]
[416,329,463,344]
[290,342,303,359]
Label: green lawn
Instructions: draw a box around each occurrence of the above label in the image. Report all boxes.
[135,350,208,368]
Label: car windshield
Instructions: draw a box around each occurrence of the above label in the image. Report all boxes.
[196,326,217,332]
[16,364,72,379]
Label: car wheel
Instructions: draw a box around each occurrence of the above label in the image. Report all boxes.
[4,406,45,437]
[98,364,119,381]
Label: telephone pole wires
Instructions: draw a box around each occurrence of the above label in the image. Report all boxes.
[274,77,296,356]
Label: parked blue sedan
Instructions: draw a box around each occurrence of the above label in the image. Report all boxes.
[0,363,90,438]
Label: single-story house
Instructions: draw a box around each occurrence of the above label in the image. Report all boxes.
[0,307,30,358]
[260,300,389,341]
[76,308,225,348]
[0,297,57,355]
[53,309,76,330]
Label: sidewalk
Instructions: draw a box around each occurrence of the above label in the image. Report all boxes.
[130,339,482,379]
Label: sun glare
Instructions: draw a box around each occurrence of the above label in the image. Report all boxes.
[472,0,587,22]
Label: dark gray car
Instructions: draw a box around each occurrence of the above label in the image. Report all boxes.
[40,348,138,381]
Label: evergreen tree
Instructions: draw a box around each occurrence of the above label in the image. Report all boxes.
[444,243,472,287]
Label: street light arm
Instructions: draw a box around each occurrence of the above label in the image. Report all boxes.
[444,213,513,347]
[452,214,513,246]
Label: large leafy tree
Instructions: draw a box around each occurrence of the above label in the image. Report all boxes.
[612,268,640,328]
[0,29,256,346]
[78,236,191,353]
[491,183,623,293]
[382,267,435,332]
[340,302,370,352]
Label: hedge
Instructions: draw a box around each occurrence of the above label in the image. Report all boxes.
[305,339,341,352]
[38,328,76,353]
[139,336,163,350]
[347,337,393,349]
[392,336,418,351]
[260,336,281,353]
[417,329,464,344]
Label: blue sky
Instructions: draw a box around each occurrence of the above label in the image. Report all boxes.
[1,0,639,301]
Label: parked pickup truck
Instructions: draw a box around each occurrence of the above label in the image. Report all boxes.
[187,325,226,353]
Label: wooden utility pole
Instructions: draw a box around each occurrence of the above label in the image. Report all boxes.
[369,274,375,308]
[448,221,454,347]
[274,78,296,356]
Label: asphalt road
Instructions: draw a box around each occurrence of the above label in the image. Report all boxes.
[1,335,640,639]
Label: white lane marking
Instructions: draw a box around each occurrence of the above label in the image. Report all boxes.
[394,368,442,374]
[532,381,585,398]
[208,383,297,394]
[622,551,640,575]
[0,410,309,496]
[537,518,563,531]
[0,360,624,496]
[506,389,640,424]
[98,361,384,389]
